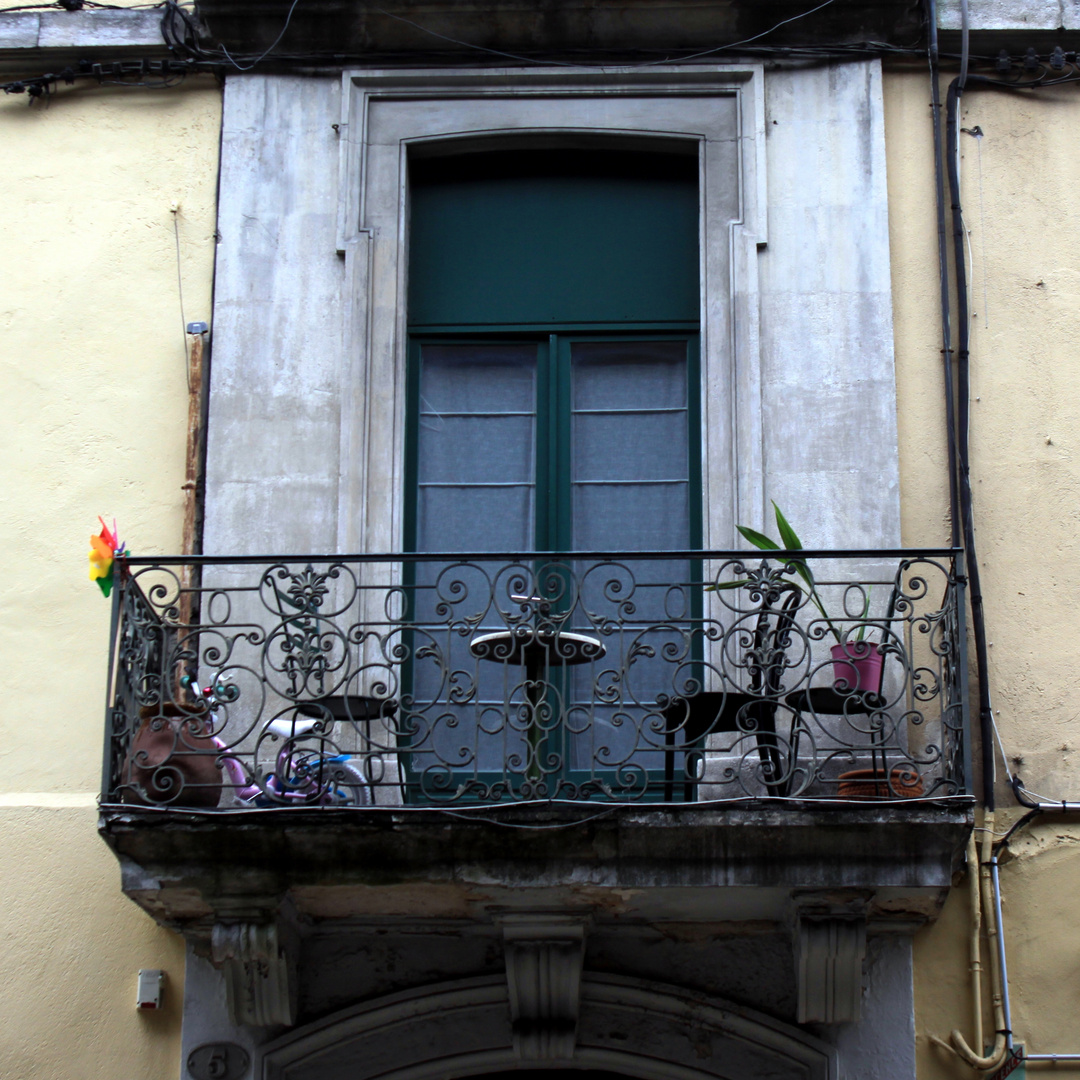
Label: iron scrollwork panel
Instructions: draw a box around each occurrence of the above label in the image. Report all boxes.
[104,552,967,807]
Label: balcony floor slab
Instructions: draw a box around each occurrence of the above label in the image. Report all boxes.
[99,800,973,936]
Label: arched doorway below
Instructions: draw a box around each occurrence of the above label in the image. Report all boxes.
[461,1072,640,1080]
[259,975,836,1080]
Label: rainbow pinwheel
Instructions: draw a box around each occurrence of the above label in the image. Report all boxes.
[89,517,127,598]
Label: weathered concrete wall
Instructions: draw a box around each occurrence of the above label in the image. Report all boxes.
[207,63,899,554]
[938,0,1080,29]
[0,74,221,1077]
[204,74,346,555]
[884,68,1080,1076]
[759,61,900,547]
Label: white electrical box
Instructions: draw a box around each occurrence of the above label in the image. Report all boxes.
[136,969,165,1010]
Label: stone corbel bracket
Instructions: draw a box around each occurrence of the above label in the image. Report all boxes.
[500,913,588,1061]
[792,895,869,1024]
[210,921,297,1027]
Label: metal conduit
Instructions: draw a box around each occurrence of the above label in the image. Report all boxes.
[988,858,1013,1051]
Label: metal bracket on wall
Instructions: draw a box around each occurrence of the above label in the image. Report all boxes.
[210,922,296,1027]
[500,913,588,1061]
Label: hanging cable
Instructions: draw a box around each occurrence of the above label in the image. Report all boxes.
[945,71,998,809]
[218,0,303,71]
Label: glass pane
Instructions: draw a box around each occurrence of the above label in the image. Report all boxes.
[572,482,689,552]
[409,343,539,797]
[418,486,533,553]
[571,339,690,553]
[573,412,688,482]
[419,415,534,485]
[572,340,687,411]
[415,343,536,554]
[568,339,693,788]
[421,343,536,413]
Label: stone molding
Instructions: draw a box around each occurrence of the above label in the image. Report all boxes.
[257,972,837,1080]
[795,916,868,1024]
[331,64,764,559]
[0,9,165,50]
[499,913,587,1060]
[211,922,296,1027]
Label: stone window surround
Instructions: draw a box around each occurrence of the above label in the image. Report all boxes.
[332,65,768,556]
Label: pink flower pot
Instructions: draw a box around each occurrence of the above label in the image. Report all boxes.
[831,641,884,695]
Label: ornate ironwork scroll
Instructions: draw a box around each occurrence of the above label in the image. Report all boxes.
[103,550,967,807]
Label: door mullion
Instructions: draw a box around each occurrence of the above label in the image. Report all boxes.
[554,334,573,552]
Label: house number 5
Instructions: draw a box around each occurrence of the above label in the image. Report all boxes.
[187,1043,250,1080]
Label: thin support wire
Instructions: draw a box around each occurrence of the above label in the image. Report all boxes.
[171,206,190,392]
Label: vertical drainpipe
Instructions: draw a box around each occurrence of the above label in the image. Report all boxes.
[927,0,961,548]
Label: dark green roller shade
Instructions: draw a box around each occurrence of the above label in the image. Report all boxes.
[407,149,699,329]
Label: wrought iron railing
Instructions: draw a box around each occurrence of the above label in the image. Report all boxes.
[102,550,968,807]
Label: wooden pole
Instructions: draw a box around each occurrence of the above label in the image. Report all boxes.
[178,330,206,702]
[181,330,204,560]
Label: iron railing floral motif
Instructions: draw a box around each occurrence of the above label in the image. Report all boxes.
[102,550,968,807]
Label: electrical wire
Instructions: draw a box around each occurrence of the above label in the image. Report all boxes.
[218,0,302,71]
[370,5,577,68]
[8,0,1080,82]
[638,0,839,66]
[171,206,191,390]
[438,807,621,829]
[994,807,1043,852]
[99,791,977,822]
[10,28,1080,101]
[161,0,898,73]
[988,708,1014,784]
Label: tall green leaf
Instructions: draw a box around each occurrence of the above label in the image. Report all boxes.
[736,525,779,551]
[772,502,803,550]
[771,501,819,596]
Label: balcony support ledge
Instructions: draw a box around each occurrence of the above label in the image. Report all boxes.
[99,801,974,939]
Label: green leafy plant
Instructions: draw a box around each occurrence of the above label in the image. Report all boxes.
[708,502,871,645]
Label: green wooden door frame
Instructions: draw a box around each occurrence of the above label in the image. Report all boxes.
[400,147,703,800]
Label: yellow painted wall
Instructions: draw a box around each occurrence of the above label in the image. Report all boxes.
[0,804,186,1079]
[884,69,1080,1075]
[0,76,221,1077]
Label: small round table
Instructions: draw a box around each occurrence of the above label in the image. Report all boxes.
[470,627,606,779]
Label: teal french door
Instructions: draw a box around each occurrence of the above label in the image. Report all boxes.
[401,145,701,799]
[402,332,701,798]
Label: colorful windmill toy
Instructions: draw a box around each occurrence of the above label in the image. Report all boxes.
[88,517,128,598]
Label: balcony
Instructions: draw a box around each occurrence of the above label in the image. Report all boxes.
[101,549,968,809]
[98,550,973,964]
